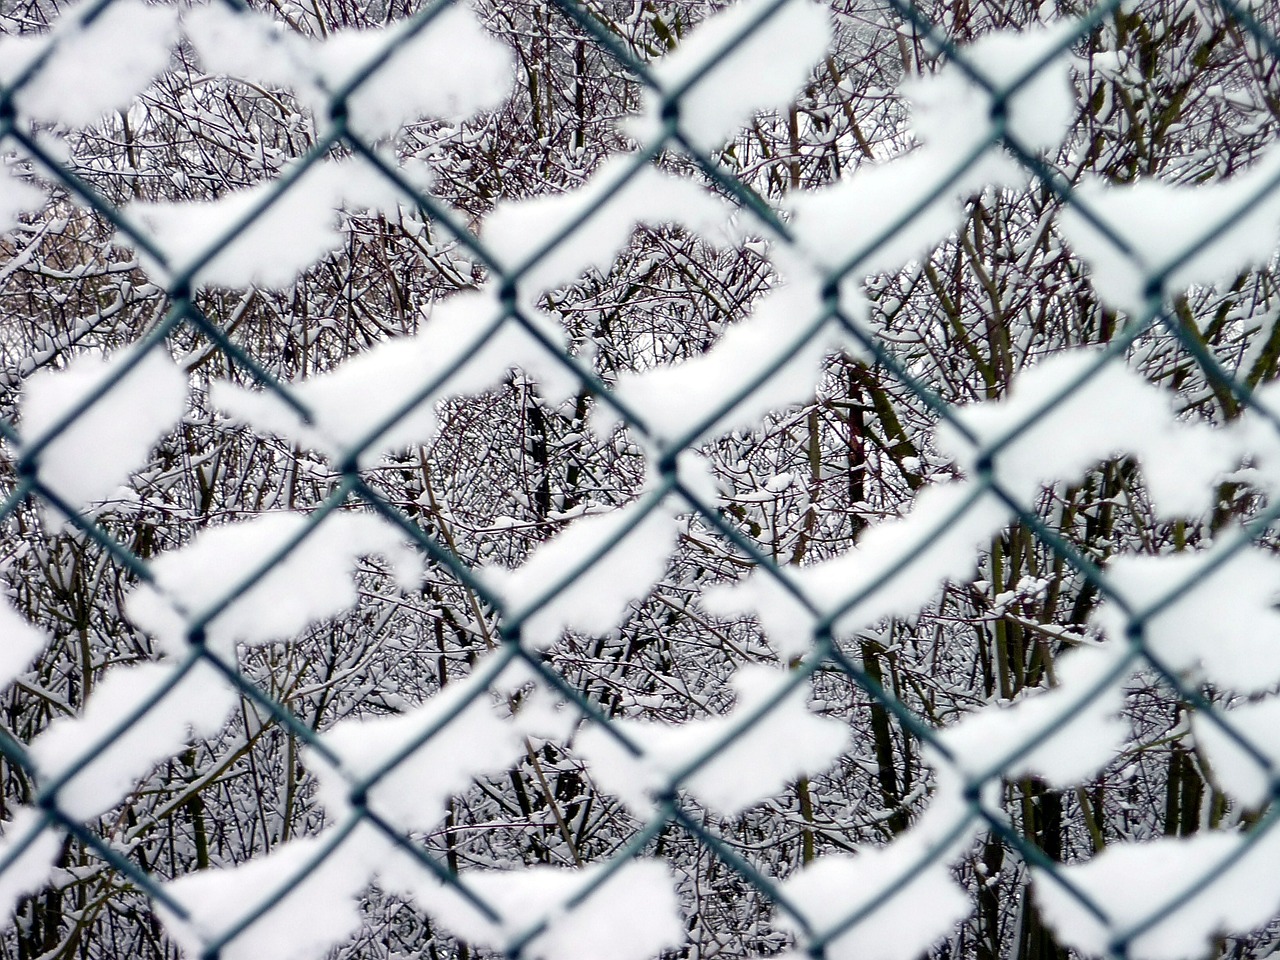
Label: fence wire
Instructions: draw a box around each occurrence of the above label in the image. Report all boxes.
[1,0,1280,957]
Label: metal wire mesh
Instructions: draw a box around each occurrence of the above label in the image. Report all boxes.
[2,0,1280,957]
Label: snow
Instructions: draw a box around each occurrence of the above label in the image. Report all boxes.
[307,652,529,831]
[307,5,514,138]
[707,345,1240,670]
[607,277,844,442]
[484,160,734,299]
[160,830,378,960]
[1193,698,1280,810]
[575,664,849,815]
[485,497,679,648]
[125,157,429,289]
[503,668,580,744]
[778,847,971,960]
[788,23,1076,277]
[184,1,513,139]
[0,599,48,688]
[1095,546,1280,693]
[626,0,832,152]
[0,167,44,234]
[787,150,1005,275]
[179,4,307,91]
[939,643,1130,787]
[905,22,1078,156]
[1059,146,1280,315]
[383,857,686,960]
[1034,828,1280,960]
[1236,380,1280,496]
[126,511,421,656]
[937,349,1235,516]
[775,771,983,960]
[0,0,178,127]
[0,809,61,932]
[145,3,508,299]
[30,660,234,820]
[20,347,188,513]
[161,816,685,960]
[705,481,1009,658]
[213,290,549,463]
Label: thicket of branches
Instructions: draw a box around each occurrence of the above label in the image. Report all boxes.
[1,0,1279,957]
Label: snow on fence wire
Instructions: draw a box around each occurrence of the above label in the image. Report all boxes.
[2,0,1280,957]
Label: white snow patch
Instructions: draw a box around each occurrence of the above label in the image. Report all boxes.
[160,830,378,960]
[0,810,61,930]
[20,347,188,513]
[576,664,849,815]
[485,497,679,648]
[127,511,421,656]
[706,482,1008,657]
[213,291,550,464]
[1096,545,1280,694]
[938,350,1235,516]
[1035,828,1280,960]
[788,23,1076,277]
[1059,146,1280,315]
[308,654,529,831]
[905,22,1078,156]
[608,278,842,442]
[0,599,48,689]
[484,160,733,300]
[30,660,234,820]
[183,1,513,138]
[627,0,831,152]
[787,150,1009,276]
[124,157,424,289]
[0,0,178,126]
[0,167,44,233]
[778,846,971,960]
[385,858,686,960]
[940,643,1130,788]
[1194,698,1280,810]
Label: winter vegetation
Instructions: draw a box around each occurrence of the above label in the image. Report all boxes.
[1,0,1280,957]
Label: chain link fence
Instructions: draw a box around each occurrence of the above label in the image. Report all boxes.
[2,0,1280,957]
